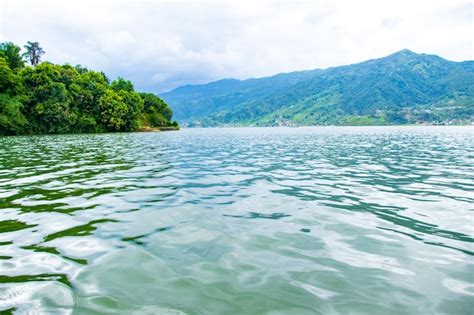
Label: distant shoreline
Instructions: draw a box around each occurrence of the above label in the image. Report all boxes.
[137,126,180,132]
[178,123,474,129]
[2,124,473,138]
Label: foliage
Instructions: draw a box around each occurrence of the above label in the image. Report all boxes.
[111,77,134,92]
[0,57,22,95]
[22,41,45,66]
[0,94,27,135]
[139,92,173,127]
[0,41,176,135]
[162,49,474,126]
[98,89,128,131]
[0,42,24,70]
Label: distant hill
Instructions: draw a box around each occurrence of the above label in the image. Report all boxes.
[160,50,474,126]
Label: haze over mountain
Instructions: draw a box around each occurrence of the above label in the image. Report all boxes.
[161,50,474,126]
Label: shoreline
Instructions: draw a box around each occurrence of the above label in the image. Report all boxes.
[137,126,180,132]
[1,124,472,137]
[178,123,474,129]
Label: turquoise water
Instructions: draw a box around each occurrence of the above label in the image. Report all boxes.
[0,126,473,314]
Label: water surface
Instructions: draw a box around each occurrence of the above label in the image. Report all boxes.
[0,126,473,314]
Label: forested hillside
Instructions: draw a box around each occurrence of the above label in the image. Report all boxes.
[161,50,474,126]
[0,41,177,135]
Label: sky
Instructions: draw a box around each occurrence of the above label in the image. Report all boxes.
[0,0,472,92]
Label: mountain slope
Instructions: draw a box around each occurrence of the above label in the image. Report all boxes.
[161,50,474,126]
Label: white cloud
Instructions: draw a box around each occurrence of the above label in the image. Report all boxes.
[0,0,472,92]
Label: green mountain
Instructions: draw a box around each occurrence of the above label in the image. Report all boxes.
[160,50,474,126]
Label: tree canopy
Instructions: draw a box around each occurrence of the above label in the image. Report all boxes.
[0,42,24,71]
[22,41,45,66]
[0,41,178,136]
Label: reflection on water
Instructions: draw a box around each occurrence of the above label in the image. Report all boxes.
[0,127,473,314]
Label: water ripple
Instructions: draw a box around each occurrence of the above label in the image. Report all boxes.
[0,126,473,314]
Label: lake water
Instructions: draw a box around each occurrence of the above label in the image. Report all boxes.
[0,126,473,314]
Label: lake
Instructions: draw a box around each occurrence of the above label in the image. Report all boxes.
[0,126,473,314]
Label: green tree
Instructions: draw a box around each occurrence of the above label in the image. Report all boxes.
[74,64,88,74]
[119,90,144,130]
[139,92,173,127]
[111,77,134,92]
[0,42,24,70]
[59,64,80,87]
[22,41,45,66]
[21,62,61,103]
[70,71,109,116]
[0,57,22,95]
[98,89,128,131]
[20,62,73,133]
[0,94,28,135]
[110,77,146,131]
[32,82,72,133]
[0,56,27,135]
[101,71,110,84]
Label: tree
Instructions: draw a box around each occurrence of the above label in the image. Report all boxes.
[98,89,128,131]
[20,62,62,102]
[71,71,109,115]
[119,90,143,130]
[0,94,28,135]
[22,41,45,66]
[139,92,173,127]
[100,71,110,84]
[32,82,72,134]
[74,64,88,74]
[20,62,73,133]
[0,42,24,70]
[111,77,134,92]
[0,57,22,95]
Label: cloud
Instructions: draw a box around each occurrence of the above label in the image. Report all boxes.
[0,0,472,92]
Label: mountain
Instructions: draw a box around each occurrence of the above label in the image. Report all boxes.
[160,50,474,126]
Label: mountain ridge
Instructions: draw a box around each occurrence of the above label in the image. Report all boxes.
[161,50,474,126]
